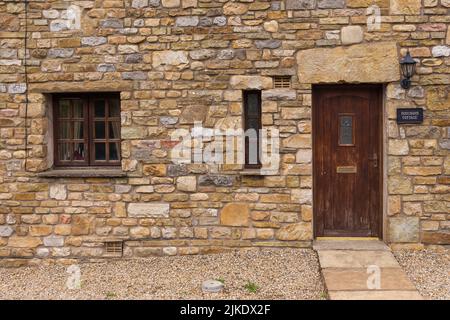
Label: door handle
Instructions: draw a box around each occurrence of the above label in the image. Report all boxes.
[368,153,378,168]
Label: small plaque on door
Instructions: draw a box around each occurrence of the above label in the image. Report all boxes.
[336,166,357,173]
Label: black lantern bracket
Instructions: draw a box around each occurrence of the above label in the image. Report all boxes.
[399,50,417,90]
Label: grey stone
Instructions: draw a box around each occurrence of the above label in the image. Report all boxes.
[125,53,143,63]
[202,280,224,293]
[286,0,316,9]
[6,214,16,224]
[7,83,26,94]
[198,17,213,27]
[162,247,177,256]
[388,217,420,242]
[120,28,138,34]
[255,39,282,49]
[160,116,178,125]
[189,49,216,60]
[0,49,17,59]
[42,9,59,19]
[48,48,74,58]
[0,84,6,93]
[128,203,170,218]
[431,45,450,57]
[176,16,199,27]
[0,226,14,237]
[100,19,123,29]
[49,20,69,32]
[43,235,64,247]
[36,248,50,258]
[50,184,67,200]
[262,89,297,100]
[271,1,282,10]
[439,139,450,150]
[122,71,147,80]
[149,0,161,6]
[217,49,234,60]
[133,19,145,27]
[162,227,177,239]
[199,175,234,187]
[132,0,148,8]
[81,37,107,46]
[97,64,116,72]
[213,16,227,26]
[407,86,424,98]
[167,164,189,177]
[318,0,345,8]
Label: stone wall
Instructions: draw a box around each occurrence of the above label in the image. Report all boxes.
[0,0,449,265]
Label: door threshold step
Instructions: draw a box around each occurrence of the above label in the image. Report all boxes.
[313,239,389,251]
[328,290,423,300]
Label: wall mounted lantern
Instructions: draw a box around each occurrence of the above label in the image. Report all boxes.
[399,50,416,89]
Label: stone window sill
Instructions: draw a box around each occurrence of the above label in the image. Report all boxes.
[239,169,279,176]
[37,167,126,178]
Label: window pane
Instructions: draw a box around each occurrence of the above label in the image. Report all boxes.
[73,143,85,161]
[58,143,71,161]
[339,116,353,145]
[94,100,105,118]
[95,121,105,139]
[110,143,119,160]
[73,100,84,118]
[246,92,259,116]
[59,121,71,139]
[95,143,106,160]
[109,122,120,139]
[109,99,120,117]
[59,100,70,118]
[73,122,84,139]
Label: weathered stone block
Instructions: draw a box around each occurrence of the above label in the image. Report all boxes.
[297,42,400,83]
[49,185,67,200]
[128,203,170,218]
[388,217,419,242]
[230,75,273,90]
[318,0,345,8]
[220,203,249,226]
[341,26,363,45]
[276,222,311,240]
[177,176,197,192]
[152,51,188,67]
[390,0,421,14]
[43,235,64,247]
[286,0,316,9]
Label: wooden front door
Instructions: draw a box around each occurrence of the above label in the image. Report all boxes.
[313,85,382,237]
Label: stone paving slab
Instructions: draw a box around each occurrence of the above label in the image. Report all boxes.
[328,290,423,300]
[318,250,400,268]
[313,240,390,251]
[322,268,417,291]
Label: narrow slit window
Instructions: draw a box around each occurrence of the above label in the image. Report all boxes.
[243,90,262,169]
[339,115,354,146]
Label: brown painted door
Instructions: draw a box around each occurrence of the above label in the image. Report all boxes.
[313,85,382,237]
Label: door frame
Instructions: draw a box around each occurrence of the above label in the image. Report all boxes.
[312,84,384,239]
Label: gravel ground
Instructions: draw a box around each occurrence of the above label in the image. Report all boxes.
[0,248,326,300]
[394,248,450,300]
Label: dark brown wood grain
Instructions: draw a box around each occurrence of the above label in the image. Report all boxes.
[313,85,382,238]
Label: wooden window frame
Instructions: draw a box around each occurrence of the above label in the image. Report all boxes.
[53,93,121,167]
[243,90,262,169]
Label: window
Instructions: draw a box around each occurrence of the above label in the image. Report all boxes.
[243,90,262,169]
[53,93,121,167]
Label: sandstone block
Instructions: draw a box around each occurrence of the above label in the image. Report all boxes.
[388,217,419,242]
[297,42,400,83]
[127,203,170,218]
[220,203,249,226]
